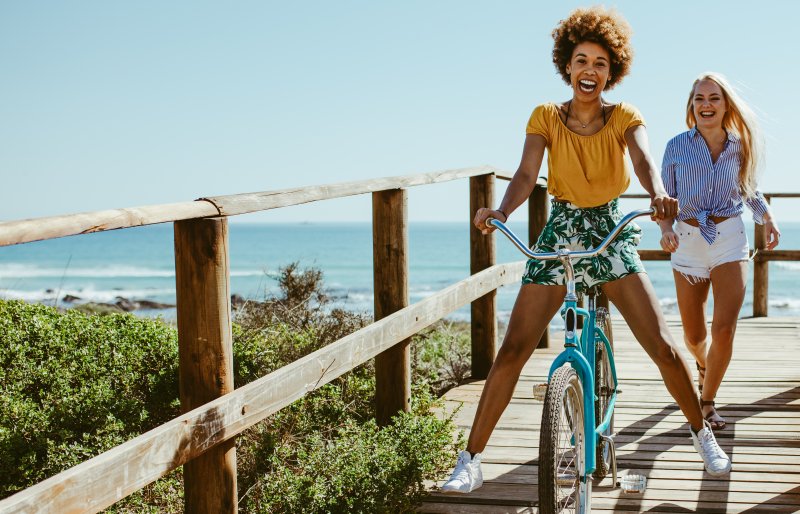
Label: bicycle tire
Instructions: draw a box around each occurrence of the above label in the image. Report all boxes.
[593,327,615,481]
[538,365,591,514]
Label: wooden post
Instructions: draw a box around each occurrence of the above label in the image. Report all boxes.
[753,197,771,317]
[174,218,237,514]
[470,174,497,379]
[373,189,411,426]
[529,177,550,348]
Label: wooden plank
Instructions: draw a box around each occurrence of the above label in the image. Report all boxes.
[203,165,501,217]
[0,166,507,247]
[0,261,524,514]
[423,317,800,513]
[467,462,800,485]
[373,189,411,424]
[753,198,770,316]
[762,193,800,198]
[755,250,800,261]
[419,503,533,514]
[427,480,800,505]
[637,249,671,261]
[0,200,220,247]
[637,249,800,262]
[174,218,237,513]
[470,174,497,378]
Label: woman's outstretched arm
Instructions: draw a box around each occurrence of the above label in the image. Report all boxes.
[625,124,678,220]
[474,134,546,234]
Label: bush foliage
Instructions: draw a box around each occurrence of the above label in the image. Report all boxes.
[0,264,468,512]
[0,301,180,498]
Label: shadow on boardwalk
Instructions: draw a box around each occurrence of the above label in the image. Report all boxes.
[420,317,800,513]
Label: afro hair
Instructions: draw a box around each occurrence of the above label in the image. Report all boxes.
[551,6,634,90]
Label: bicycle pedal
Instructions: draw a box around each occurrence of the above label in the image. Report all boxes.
[533,382,548,401]
[600,433,618,444]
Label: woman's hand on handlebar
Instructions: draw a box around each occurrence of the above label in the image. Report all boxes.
[473,207,507,235]
[650,194,678,220]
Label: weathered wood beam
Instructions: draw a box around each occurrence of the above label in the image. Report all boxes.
[0,166,503,247]
[373,189,411,425]
[753,198,771,317]
[470,174,497,379]
[203,165,501,217]
[0,201,220,247]
[528,177,550,348]
[174,218,236,514]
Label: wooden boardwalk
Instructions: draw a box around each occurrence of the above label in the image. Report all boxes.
[422,316,800,513]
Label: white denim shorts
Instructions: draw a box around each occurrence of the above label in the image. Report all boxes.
[671,216,749,282]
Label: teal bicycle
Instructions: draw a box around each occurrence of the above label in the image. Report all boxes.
[488,207,653,514]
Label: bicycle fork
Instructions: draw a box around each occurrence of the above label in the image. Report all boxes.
[546,255,599,479]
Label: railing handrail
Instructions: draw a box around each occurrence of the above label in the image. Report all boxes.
[0,261,524,514]
[0,165,501,247]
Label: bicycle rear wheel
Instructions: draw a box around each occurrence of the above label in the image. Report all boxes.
[593,332,615,481]
[538,365,591,514]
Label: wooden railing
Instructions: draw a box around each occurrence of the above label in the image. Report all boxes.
[0,168,795,513]
[0,165,529,514]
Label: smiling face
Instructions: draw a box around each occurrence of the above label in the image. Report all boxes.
[565,41,611,100]
[691,79,727,130]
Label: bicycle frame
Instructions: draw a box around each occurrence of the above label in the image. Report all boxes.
[546,291,618,475]
[488,207,652,481]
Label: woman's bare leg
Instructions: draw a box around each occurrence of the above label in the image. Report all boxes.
[703,261,747,419]
[672,271,711,391]
[601,273,704,430]
[466,283,565,453]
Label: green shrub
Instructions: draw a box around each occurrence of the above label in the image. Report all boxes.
[243,395,461,514]
[0,300,180,499]
[411,321,471,397]
[0,264,469,512]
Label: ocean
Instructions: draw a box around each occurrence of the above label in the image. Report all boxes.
[2,220,800,323]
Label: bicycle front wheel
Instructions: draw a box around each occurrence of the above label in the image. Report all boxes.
[538,365,591,514]
[594,335,615,481]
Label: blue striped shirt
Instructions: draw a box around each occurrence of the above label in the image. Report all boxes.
[661,127,769,244]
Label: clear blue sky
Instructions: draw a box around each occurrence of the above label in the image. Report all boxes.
[2,1,799,223]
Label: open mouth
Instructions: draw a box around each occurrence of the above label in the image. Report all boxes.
[578,79,597,93]
[699,111,715,118]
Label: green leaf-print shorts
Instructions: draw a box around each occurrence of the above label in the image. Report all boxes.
[522,198,645,293]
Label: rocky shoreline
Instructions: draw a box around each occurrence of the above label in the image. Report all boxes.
[59,294,175,313]
[58,293,250,314]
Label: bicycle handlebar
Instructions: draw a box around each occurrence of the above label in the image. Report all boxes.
[487,207,655,261]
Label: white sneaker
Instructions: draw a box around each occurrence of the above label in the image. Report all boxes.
[441,450,483,493]
[690,420,732,476]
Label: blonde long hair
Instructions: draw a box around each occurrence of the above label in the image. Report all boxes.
[685,72,763,198]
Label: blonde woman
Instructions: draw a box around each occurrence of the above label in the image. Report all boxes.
[441,8,732,495]
[660,72,781,430]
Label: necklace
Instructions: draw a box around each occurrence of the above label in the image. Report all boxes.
[567,100,604,128]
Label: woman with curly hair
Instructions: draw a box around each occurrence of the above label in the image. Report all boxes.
[659,72,780,430]
[441,6,731,494]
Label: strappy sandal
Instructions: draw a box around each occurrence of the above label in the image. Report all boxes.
[701,399,726,430]
[695,361,706,395]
